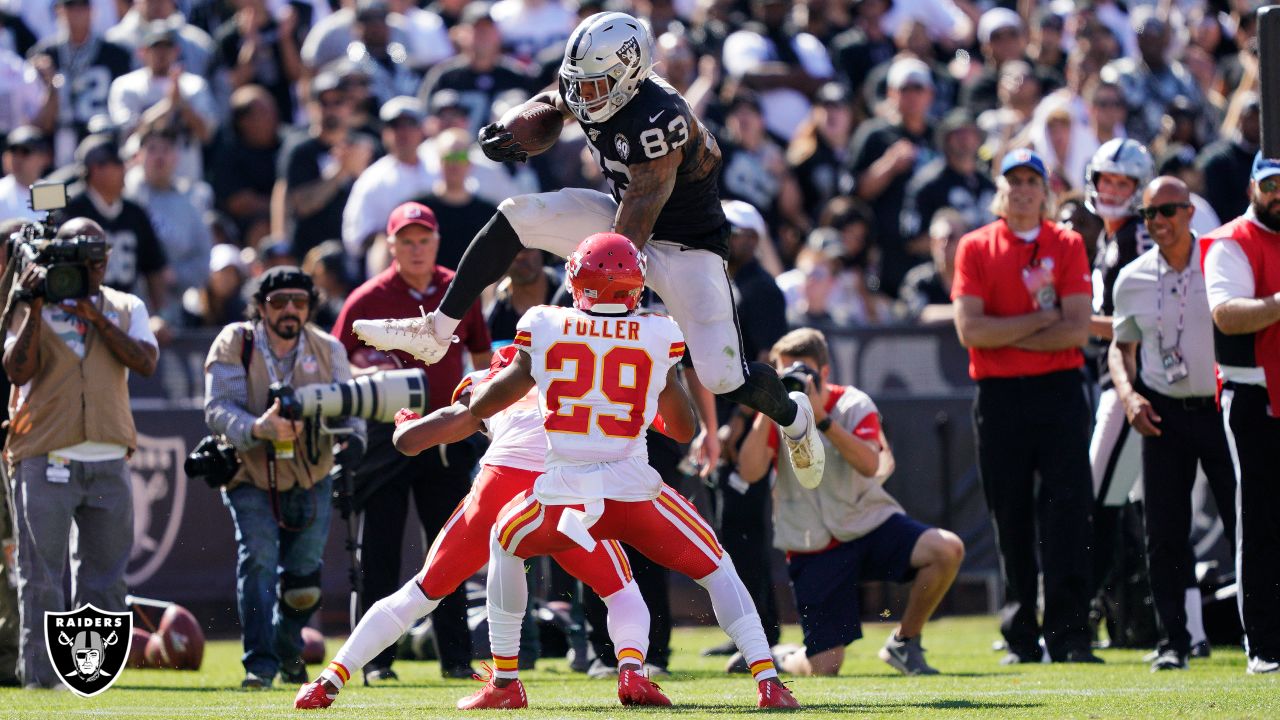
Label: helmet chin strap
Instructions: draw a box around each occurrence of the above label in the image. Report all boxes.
[1093,202,1133,220]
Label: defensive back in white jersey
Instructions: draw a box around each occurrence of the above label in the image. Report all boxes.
[514,304,686,467]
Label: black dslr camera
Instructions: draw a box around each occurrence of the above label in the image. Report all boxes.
[268,382,305,421]
[8,182,109,302]
[779,361,820,395]
[184,435,241,488]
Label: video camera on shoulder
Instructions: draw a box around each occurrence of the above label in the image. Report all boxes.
[7,182,109,303]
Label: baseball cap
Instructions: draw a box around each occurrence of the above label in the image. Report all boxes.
[1000,148,1047,181]
[379,96,425,124]
[978,7,1024,44]
[722,200,767,238]
[310,71,343,100]
[429,89,467,115]
[1251,151,1280,182]
[935,108,978,146]
[75,133,122,168]
[209,243,246,274]
[815,82,852,106]
[6,126,50,152]
[355,0,390,21]
[461,1,494,26]
[142,21,178,47]
[887,58,934,91]
[386,202,438,236]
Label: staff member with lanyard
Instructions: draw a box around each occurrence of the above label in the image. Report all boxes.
[1203,153,1280,675]
[1110,177,1237,671]
[953,149,1099,664]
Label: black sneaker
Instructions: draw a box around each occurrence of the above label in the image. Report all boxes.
[1151,650,1187,672]
[280,656,308,684]
[364,666,400,685]
[879,634,940,675]
[241,671,273,689]
[442,665,478,679]
[1059,649,1104,664]
[999,650,1043,665]
[1190,641,1212,659]
[701,639,738,656]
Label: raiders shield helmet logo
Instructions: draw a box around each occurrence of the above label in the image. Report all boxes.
[45,604,132,697]
[614,133,630,161]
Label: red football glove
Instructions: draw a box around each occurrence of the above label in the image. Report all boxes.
[394,408,421,426]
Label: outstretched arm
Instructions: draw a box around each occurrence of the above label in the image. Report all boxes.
[393,396,484,456]
[470,349,537,419]
[614,150,681,251]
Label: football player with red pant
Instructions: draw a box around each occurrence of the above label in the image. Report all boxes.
[458,233,799,710]
[294,345,666,710]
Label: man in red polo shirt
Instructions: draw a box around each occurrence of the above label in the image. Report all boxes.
[333,202,491,683]
[952,149,1098,665]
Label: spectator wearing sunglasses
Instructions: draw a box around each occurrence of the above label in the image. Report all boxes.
[953,149,1098,665]
[1202,153,1280,675]
[1109,176,1236,672]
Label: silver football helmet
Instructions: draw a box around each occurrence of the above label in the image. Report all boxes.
[1084,138,1154,219]
[560,12,653,124]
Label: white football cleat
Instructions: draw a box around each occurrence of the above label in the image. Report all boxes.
[353,307,455,365]
[783,391,825,489]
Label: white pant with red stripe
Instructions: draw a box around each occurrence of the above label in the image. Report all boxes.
[485,483,778,682]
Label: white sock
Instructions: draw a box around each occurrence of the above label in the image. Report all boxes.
[602,582,650,669]
[432,311,461,339]
[696,560,777,681]
[321,581,437,689]
[781,391,810,441]
[486,533,528,679]
[1186,587,1206,646]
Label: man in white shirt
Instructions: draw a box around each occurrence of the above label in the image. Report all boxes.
[342,96,435,274]
[0,127,51,223]
[104,0,216,74]
[107,23,219,185]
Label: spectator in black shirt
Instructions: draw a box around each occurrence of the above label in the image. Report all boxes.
[28,0,132,167]
[900,108,994,268]
[900,208,965,325]
[274,72,373,261]
[1029,9,1067,81]
[849,56,938,296]
[417,3,533,139]
[210,85,282,247]
[486,247,557,343]
[63,134,169,310]
[409,127,496,271]
[829,0,894,103]
[788,82,855,222]
[1196,92,1259,224]
[212,0,303,123]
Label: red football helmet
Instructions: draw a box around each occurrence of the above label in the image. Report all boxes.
[566,233,646,313]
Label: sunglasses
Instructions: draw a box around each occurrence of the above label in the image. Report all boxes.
[1259,177,1280,194]
[1137,202,1192,220]
[266,293,310,310]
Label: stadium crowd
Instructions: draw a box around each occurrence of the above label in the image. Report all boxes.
[0,0,1275,695]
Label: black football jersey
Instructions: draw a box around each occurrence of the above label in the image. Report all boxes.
[1092,215,1152,387]
[561,74,728,256]
[31,37,132,140]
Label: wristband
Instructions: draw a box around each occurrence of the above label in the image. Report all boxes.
[815,417,832,433]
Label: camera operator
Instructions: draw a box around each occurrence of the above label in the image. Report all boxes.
[203,266,366,689]
[737,328,964,677]
[2,216,158,688]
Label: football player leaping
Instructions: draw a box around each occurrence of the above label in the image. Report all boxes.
[295,344,665,710]
[354,11,825,491]
[455,233,799,710]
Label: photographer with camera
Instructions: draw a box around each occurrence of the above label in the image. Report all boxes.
[203,266,366,689]
[2,216,157,688]
[737,328,965,677]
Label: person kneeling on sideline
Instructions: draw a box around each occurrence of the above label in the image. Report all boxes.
[737,328,965,676]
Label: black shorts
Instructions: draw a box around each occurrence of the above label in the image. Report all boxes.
[786,513,930,655]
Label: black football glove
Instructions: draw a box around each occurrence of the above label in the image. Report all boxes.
[479,123,528,163]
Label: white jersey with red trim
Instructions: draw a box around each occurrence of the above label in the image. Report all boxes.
[452,370,547,473]
[514,305,685,469]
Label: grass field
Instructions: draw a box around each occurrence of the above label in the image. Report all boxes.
[1,615,1276,719]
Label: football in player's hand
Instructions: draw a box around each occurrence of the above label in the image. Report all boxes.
[499,101,563,158]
